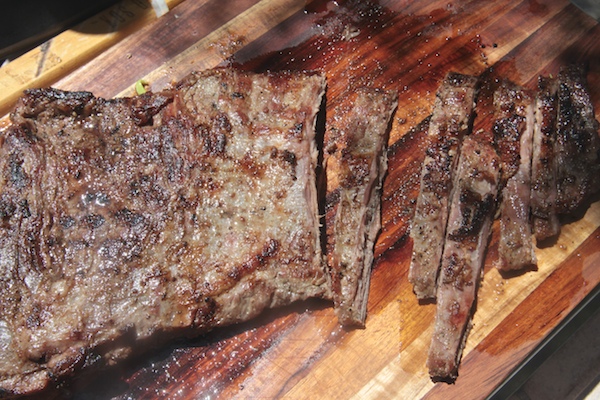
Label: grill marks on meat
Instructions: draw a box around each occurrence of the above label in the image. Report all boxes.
[531,77,560,241]
[409,65,598,382]
[324,88,398,326]
[409,72,479,300]
[0,68,328,396]
[493,82,537,271]
[427,136,500,381]
[555,64,600,215]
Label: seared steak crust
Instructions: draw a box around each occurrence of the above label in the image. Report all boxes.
[531,77,560,241]
[411,65,598,382]
[0,68,327,396]
[409,72,479,300]
[324,88,398,326]
[427,136,500,380]
[493,81,537,270]
[555,64,600,214]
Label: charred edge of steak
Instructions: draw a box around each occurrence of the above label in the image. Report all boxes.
[447,190,496,240]
[492,81,537,271]
[555,64,600,215]
[0,67,328,397]
[492,80,534,186]
[409,72,479,300]
[324,87,398,326]
[427,136,500,381]
[531,76,560,241]
[11,88,174,129]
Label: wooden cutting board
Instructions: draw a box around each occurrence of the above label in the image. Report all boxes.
[2,0,600,398]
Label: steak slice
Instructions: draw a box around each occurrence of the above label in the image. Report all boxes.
[531,76,560,241]
[427,135,500,381]
[0,68,328,396]
[409,72,479,300]
[555,64,600,215]
[324,88,398,326]
[493,81,537,271]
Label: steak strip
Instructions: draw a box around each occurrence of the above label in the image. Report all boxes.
[427,135,500,380]
[555,64,600,215]
[0,68,328,397]
[530,76,560,241]
[493,81,537,271]
[409,72,479,300]
[324,88,398,326]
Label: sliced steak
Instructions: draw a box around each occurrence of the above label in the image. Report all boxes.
[324,88,398,326]
[409,72,479,300]
[427,135,500,381]
[0,68,328,396]
[493,81,537,271]
[555,64,600,215]
[531,76,560,241]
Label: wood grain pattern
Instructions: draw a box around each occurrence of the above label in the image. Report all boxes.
[0,0,184,118]
[2,0,599,398]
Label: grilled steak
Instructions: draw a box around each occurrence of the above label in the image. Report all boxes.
[427,135,500,380]
[324,88,398,326]
[0,68,328,396]
[409,72,479,300]
[493,81,537,271]
[411,65,598,381]
[555,64,600,214]
[531,76,560,241]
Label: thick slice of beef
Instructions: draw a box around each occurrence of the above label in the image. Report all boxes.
[427,135,500,381]
[409,72,479,300]
[324,88,398,326]
[530,76,560,241]
[493,81,537,271]
[0,68,328,397]
[555,64,600,215]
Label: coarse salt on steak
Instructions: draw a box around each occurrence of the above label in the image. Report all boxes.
[0,68,327,396]
[493,81,537,271]
[409,72,479,300]
[324,87,397,326]
[555,64,600,215]
[427,135,500,380]
[531,76,560,241]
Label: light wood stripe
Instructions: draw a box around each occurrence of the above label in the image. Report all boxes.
[0,0,185,117]
[116,0,309,97]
